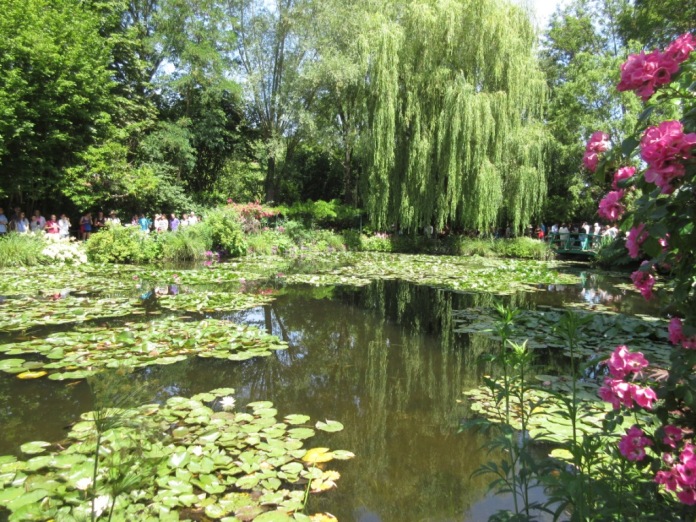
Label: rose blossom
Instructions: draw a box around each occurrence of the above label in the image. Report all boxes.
[631,262,655,300]
[640,120,696,193]
[663,425,684,449]
[607,344,648,378]
[612,166,636,189]
[618,425,652,461]
[583,131,610,172]
[625,223,648,259]
[663,33,696,64]
[598,190,625,221]
[631,385,657,409]
[668,317,696,349]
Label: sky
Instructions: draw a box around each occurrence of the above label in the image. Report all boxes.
[525,0,569,30]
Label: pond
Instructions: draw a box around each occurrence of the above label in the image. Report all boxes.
[0,256,658,521]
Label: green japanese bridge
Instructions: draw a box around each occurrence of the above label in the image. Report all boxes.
[546,233,605,257]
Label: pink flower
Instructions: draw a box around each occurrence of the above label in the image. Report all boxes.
[583,151,599,172]
[668,318,696,349]
[663,33,696,64]
[599,377,634,409]
[631,385,657,409]
[598,190,625,221]
[588,131,611,152]
[617,45,684,100]
[619,425,652,461]
[625,223,648,258]
[631,263,655,300]
[656,469,680,492]
[677,488,696,505]
[612,166,636,189]
[663,425,684,449]
[640,120,696,192]
[583,131,610,171]
[607,344,648,378]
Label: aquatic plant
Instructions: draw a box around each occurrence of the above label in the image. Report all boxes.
[0,388,353,520]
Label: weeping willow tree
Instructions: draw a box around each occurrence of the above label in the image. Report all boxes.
[363,0,548,233]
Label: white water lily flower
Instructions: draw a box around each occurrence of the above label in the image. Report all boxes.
[75,477,92,491]
[190,445,204,457]
[220,396,236,411]
[92,495,111,517]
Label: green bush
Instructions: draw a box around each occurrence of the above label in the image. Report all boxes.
[201,207,247,257]
[492,237,552,260]
[453,238,496,257]
[276,199,362,228]
[85,225,165,264]
[160,224,212,262]
[246,230,296,255]
[86,226,141,263]
[0,233,47,267]
[593,235,636,269]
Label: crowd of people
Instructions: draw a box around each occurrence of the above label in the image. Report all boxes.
[0,206,201,241]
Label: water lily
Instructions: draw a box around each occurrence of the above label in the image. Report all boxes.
[220,396,236,411]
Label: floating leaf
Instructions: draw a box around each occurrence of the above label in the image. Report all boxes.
[315,420,343,433]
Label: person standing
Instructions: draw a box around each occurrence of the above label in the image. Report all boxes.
[13,212,29,233]
[107,211,121,225]
[93,211,106,232]
[138,214,151,233]
[58,214,71,239]
[45,214,60,237]
[0,208,7,236]
[79,212,93,241]
[169,213,180,232]
[31,210,46,233]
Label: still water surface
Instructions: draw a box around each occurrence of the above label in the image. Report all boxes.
[0,269,649,520]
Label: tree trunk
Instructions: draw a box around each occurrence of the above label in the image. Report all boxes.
[264,155,276,203]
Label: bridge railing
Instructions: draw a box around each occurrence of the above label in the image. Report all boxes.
[546,232,606,253]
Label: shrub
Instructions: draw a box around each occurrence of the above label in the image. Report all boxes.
[593,235,636,269]
[493,237,552,260]
[160,224,211,262]
[86,226,141,263]
[246,230,296,255]
[0,233,47,267]
[202,207,247,257]
[276,199,362,228]
[41,239,88,265]
[453,238,496,257]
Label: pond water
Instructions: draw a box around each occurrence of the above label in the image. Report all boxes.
[0,264,654,521]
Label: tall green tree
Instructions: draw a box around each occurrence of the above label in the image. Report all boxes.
[362,0,549,233]
[617,0,696,49]
[540,0,641,223]
[228,0,320,203]
[0,0,116,207]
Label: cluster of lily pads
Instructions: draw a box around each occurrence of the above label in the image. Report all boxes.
[453,306,671,368]
[0,316,287,380]
[0,388,352,521]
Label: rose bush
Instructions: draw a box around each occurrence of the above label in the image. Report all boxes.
[588,31,696,509]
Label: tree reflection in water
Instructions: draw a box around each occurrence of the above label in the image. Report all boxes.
[0,280,535,520]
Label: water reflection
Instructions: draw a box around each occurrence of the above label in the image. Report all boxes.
[0,271,650,521]
[0,281,504,521]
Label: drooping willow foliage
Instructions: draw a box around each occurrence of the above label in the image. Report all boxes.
[363,0,548,233]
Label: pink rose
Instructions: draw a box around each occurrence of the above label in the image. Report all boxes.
[625,223,648,259]
[598,190,625,221]
[631,385,657,409]
[668,317,696,349]
[663,425,684,449]
[612,166,636,189]
[607,344,648,378]
[631,263,655,300]
[619,425,652,461]
[663,33,696,63]
[583,131,611,171]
